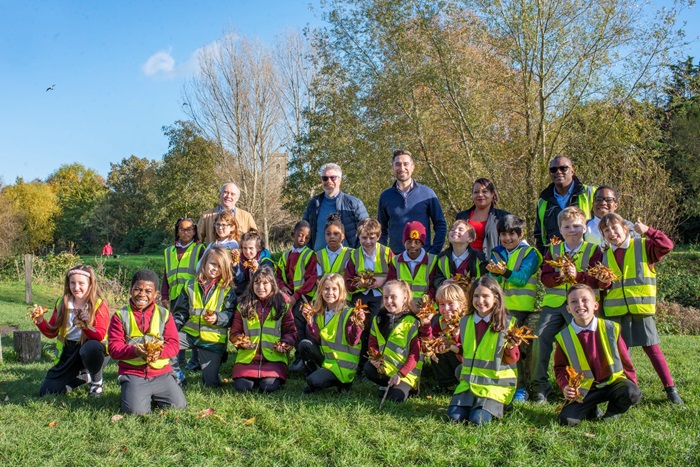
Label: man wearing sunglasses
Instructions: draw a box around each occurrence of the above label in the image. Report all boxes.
[534,156,596,254]
[198,182,258,244]
[302,163,369,249]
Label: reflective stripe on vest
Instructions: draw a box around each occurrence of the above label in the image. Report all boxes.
[537,185,595,245]
[554,319,625,397]
[351,245,392,293]
[54,297,105,364]
[602,238,657,316]
[492,247,542,312]
[437,254,482,284]
[317,308,362,383]
[277,247,314,292]
[455,315,517,404]
[394,254,437,301]
[118,304,170,369]
[181,280,230,344]
[542,242,596,308]
[371,315,422,388]
[316,247,352,275]
[164,243,204,300]
[236,307,288,364]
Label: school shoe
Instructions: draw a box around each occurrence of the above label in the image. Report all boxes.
[288,358,305,373]
[513,387,529,402]
[175,369,187,387]
[665,386,684,405]
[302,386,317,394]
[89,381,104,398]
[184,362,201,372]
[530,392,548,404]
[337,382,352,393]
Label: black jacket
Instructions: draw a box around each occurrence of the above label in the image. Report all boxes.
[455,205,510,258]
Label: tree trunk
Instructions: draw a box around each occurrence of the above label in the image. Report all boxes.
[13,331,42,363]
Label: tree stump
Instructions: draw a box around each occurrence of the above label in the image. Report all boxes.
[13,331,42,363]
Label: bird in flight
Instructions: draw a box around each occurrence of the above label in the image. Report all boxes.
[46,84,56,92]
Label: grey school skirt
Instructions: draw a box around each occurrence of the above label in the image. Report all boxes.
[605,314,660,347]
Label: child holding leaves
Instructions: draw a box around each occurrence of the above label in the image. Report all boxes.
[298,273,363,393]
[230,268,297,393]
[171,246,237,387]
[33,265,110,397]
[108,270,186,415]
[448,277,520,426]
[364,280,422,403]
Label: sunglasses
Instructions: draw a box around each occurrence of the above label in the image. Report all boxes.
[321,175,339,182]
[594,197,617,204]
[549,166,571,174]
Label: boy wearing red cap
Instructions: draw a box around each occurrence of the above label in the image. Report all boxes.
[387,221,438,305]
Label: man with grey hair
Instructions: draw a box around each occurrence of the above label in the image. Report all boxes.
[302,163,369,249]
[198,182,258,245]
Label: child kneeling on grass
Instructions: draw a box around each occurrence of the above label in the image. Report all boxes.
[298,273,363,394]
[33,265,110,397]
[108,269,186,415]
[555,284,640,426]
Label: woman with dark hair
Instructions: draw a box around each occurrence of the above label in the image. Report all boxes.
[455,178,510,258]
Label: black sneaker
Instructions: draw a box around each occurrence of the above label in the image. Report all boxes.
[302,386,316,394]
[665,386,684,405]
[337,382,352,393]
[530,392,548,404]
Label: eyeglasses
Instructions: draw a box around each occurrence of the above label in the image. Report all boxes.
[178,227,194,232]
[321,175,339,182]
[214,223,231,228]
[594,197,617,204]
[549,166,571,173]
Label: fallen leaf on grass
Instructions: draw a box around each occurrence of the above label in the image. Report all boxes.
[221,378,231,384]
[426,395,432,400]
[528,428,536,433]
[110,415,124,424]
[61,402,68,408]
[243,417,255,426]
[196,408,216,419]
[583,432,596,439]
[48,421,58,428]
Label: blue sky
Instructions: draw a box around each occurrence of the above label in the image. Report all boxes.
[0,1,697,185]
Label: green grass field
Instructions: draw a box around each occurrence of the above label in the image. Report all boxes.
[0,281,698,465]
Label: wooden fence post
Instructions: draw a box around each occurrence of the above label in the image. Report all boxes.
[13,331,42,363]
[24,254,32,305]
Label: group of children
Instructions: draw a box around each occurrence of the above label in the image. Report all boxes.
[31,189,683,425]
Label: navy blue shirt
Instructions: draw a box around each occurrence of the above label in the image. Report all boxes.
[377,180,447,255]
[314,194,339,250]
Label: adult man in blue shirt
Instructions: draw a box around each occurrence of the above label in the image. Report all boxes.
[302,163,369,249]
[377,150,447,254]
[534,156,596,254]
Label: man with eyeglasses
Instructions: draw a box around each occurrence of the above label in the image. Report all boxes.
[534,156,596,254]
[378,150,447,254]
[302,163,369,249]
[198,182,258,245]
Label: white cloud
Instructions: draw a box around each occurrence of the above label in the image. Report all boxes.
[142,50,176,78]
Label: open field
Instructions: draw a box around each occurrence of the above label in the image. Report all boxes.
[0,281,698,465]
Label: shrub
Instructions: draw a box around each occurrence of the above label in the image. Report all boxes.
[656,301,700,335]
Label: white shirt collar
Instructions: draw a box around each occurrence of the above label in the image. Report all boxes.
[611,235,631,252]
[452,249,469,263]
[473,312,492,324]
[292,246,305,253]
[565,242,583,254]
[571,317,598,334]
[176,240,194,249]
[402,249,425,263]
[362,246,376,258]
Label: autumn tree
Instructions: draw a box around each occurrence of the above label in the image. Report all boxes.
[2,178,60,253]
[0,181,22,255]
[46,163,107,252]
[104,156,161,251]
[155,121,225,226]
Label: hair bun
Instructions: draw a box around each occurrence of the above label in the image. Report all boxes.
[326,213,341,222]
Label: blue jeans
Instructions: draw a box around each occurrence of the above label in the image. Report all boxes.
[447,405,494,426]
